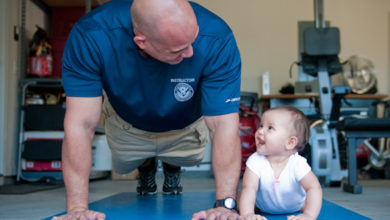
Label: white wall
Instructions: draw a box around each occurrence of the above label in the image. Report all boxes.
[0,0,20,179]
[0,0,49,179]
[0,0,8,177]
[193,0,390,96]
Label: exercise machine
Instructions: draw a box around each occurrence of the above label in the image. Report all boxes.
[301,0,347,185]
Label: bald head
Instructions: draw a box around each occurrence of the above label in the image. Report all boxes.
[131,0,197,42]
[131,0,198,64]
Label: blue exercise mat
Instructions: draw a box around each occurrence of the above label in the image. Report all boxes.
[46,192,370,219]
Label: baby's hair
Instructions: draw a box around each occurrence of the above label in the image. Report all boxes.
[265,106,310,152]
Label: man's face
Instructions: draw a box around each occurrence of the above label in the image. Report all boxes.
[140,26,199,65]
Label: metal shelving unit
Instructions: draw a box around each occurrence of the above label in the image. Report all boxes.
[16,1,110,182]
[15,0,67,183]
[17,78,65,182]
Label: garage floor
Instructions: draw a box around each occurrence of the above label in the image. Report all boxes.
[0,171,389,220]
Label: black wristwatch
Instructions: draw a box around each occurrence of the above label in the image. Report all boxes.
[214,197,237,211]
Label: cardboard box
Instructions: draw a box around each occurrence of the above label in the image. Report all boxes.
[111,169,139,180]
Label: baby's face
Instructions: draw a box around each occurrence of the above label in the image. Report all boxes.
[255,109,293,156]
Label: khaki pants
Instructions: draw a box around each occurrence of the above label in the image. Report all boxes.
[102,95,210,174]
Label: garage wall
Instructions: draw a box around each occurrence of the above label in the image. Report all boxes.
[0,0,21,180]
[0,0,8,178]
[0,0,49,179]
[193,0,390,96]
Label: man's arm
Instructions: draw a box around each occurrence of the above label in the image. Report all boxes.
[55,96,104,219]
[204,112,241,200]
[192,113,241,220]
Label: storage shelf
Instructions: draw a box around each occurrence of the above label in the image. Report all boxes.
[16,0,111,183]
[17,79,65,182]
[21,171,63,182]
[23,77,62,83]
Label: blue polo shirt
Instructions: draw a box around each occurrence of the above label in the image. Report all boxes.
[62,0,241,132]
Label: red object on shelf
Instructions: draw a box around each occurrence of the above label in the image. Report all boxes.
[22,159,62,171]
[27,55,53,76]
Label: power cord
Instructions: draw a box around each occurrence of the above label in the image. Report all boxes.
[289,61,301,78]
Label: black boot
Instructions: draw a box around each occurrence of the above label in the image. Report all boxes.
[162,162,183,195]
[136,158,157,195]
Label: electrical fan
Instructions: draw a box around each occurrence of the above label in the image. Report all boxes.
[342,55,377,94]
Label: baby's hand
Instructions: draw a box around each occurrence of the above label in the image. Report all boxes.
[287,213,315,220]
[239,213,267,220]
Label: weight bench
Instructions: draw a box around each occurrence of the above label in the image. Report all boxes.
[342,118,390,193]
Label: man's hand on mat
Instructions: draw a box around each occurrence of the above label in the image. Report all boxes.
[287,213,315,220]
[51,207,106,220]
[192,207,240,220]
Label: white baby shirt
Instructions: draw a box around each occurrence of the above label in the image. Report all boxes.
[246,152,311,214]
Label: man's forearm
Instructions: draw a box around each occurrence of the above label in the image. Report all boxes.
[61,96,102,213]
[212,133,241,200]
[62,130,94,212]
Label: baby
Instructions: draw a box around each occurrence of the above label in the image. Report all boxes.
[239,106,322,220]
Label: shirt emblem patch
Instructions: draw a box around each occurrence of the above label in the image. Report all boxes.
[174,83,194,102]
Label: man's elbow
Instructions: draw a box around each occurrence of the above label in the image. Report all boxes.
[64,116,98,136]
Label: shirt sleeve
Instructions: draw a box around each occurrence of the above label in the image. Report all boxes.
[246,153,262,177]
[200,32,241,116]
[62,23,103,97]
[294,155,311,181]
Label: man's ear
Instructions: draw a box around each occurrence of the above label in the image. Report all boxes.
[286,136,298,150]
[133,34,146,49]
